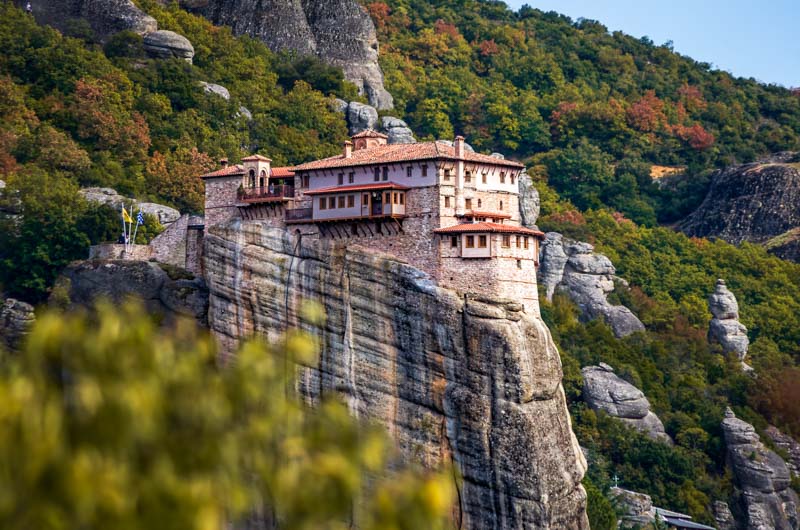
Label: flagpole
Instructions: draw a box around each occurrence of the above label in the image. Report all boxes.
[121,203,129,253]
[131,206,141,246]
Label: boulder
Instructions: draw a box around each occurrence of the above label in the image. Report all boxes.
[346,101,379,135]
[199,81,230,100]
[237,106,252,121]
[53,260,209,327]
[31,0,157,40]
[143,30,195,63]
[518,171,540,227]
[79,188,180,227]
[0,298,35,351]
[332,98,349,114]
[539,233,645,338]
[708,279,751,367]
[0,180,5,190]
[722,408,799,529]
[381,116,416,144]
[713,500,737,530]
[582,364,671,443]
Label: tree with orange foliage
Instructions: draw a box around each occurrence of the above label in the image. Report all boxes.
[626,90,666,132]
[145,148,215,214]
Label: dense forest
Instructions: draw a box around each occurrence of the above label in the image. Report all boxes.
[1,1,799,527]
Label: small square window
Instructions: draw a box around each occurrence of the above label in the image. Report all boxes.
[502,235,511,248]
[515,236,521,247]
[500,172,506,184]
[338,196,345,208]
[407,166,413,178]
[347,195,355,208]
[500,201,504,210]
[348,172,355,183]
[466,235,475,248]
[482,173,487,184]
[444,168,451,181]
[422,165,428,177]
[465,198,472,210]
[524,237,529,249]
[477,199,482,208]
[338,173,344,185]
[445,196,451,208]
[303,175,310,188]
[451,236,458,248]
[329,197,336,209]
[399,193,405,205]
[478,235,487,248]
[511,174,516,185]
[363,193,369,205]
[465,170,472,183]
[374,167,380,182]
[393,192,398,204]
[319,197,327,210]
[382,167,388,181]
[384,192,391,203]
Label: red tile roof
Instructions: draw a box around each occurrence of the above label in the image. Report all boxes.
[241,154,272,162]
[304,182,410,195]
[458,210,512,219]
[434,222,545,237]
[201,164,245,179]
[352,129,388,139]
[271,167,295,178]
[291,141,525,172]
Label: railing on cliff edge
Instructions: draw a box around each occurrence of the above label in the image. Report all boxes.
[237,185,295,203]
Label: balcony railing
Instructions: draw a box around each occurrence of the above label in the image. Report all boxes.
[237,185,294,203]
[285,207,313,222]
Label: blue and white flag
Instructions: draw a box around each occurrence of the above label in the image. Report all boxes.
[136,211,145,226]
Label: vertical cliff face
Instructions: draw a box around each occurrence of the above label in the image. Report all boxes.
[203,221,589,528]
[193,0,394,109]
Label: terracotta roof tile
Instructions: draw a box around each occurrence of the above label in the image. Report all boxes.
[201,164,245,179]
[304,182,410,195]
[434,222,545,237]
[241,154,272,162]
[291,141,524,171]
[352,129,388,139]
[271,167,295,178]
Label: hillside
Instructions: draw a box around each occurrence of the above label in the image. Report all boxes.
[0,1,799,528]
[369,0,800,224]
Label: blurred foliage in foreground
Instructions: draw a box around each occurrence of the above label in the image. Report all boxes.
[0,302,454,530]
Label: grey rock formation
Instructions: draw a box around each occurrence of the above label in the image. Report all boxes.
[610,487,656,528]
[708,279,750,367]
[54,260,209,327]
[31,0,157,40]
[381,116,416,144]
[518,171,540,227]
[192,0,393,109]
[766,426,800,477]
[332,98,349,114]
[0,298,35,351]
[202,221,590,528]
[582,364,671,443]
[143,30,195,63]
[0,180,5,190]
[79,188,180,226]
[199,81,231,100]
[714,500,737,530]
[539,233,645,338]
[679,153,800,262]
[346,101,379,135]
[237,106,252,121]
[722,408,799,530]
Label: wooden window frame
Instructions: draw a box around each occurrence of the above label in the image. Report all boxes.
[451,236,458,248]
[482,173,487,184]
[465,235,475,248]
[465,170,472,183]
[382,167,389,181]
[407,166,413,178]
[444,196,451,208]
[338,196,345,209]
[347,195,355,208]
[348,172,355,184]
[502,235,511,248]
[319,197,327,210]
[399,193,405,205]
[478,235,487,248]
[422,164,428,177]
[500,172,506,184]
[329,197,336,209]
[524,237,529,249]
[374,167,380,182]
[444,168,451,181]
[465,198,472,210]
[338,173,344,185]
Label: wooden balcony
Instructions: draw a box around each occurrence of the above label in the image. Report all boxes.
[237,185,294,204]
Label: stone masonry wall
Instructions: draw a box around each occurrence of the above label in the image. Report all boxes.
[204,175,243,230]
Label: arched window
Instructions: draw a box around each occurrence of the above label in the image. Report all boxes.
[249,169,256,188]
[259,170,267,189]
[500,200,504,210]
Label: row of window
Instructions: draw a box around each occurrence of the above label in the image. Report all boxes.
[444,169,515,185]
[449,234,531,249]
[442,197,505,210]
[318,192,406,211]
[304,166,515,188]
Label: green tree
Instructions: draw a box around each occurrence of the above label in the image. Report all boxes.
[0,302,455,529]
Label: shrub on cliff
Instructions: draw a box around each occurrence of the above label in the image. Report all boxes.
[0,302,454,529]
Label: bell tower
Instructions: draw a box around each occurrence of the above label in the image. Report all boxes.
[242,154,272,189]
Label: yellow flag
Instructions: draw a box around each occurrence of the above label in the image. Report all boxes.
[122,207,133,224]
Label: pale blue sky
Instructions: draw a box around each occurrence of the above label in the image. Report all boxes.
[505,1,800,87]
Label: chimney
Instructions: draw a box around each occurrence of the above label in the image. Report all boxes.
[219,158,229,168]
[454,136,465,159]
[344,141,353,159]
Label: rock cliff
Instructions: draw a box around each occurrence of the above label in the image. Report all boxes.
[708,279,751,370]
[192,0,393,109]
[722,408,799,530]
[202,220,589,529]
[538,233,645,338]
[582,364,671,443]
[30,0,157,40]
[680,153,800,262]
[766,426,800,478]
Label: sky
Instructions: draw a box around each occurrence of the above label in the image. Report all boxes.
[505,0,800,88]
